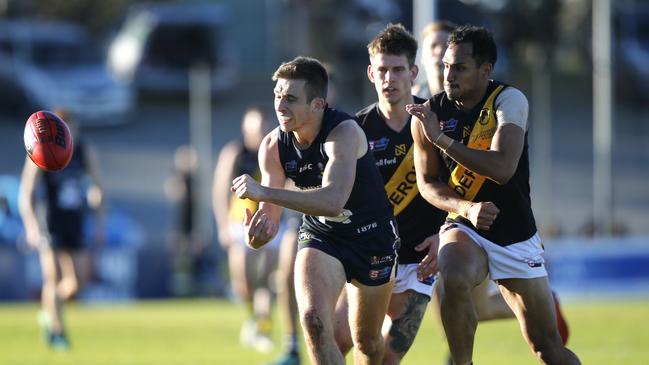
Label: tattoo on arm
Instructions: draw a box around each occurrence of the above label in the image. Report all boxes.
[388,292,430,354]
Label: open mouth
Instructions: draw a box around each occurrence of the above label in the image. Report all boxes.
[383,86,398,94]
[277,115,292,125]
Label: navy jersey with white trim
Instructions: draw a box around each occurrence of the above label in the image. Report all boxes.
[277,107,394,235]
[43,141,87,230]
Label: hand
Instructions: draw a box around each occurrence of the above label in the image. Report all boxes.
[243,208,277,249]
[415,234,440,281]
[231,174,265,202]
[24,226,44,250]
[463,201,500,231]
[405,100,441,143]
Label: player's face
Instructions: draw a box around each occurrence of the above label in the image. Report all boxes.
[274,78,313,133]
[368,53,417,105]
[422,30,450,93]
[443,42,491,102]
[242,110,271,150]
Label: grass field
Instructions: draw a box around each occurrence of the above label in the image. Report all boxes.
[1,298,648,365]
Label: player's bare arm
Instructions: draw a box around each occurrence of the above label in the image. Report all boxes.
[411,116,499,231]
[213,141,241,248]
[406,101,525,185]
[232,120,361,218]
[231,129,286,249]
[18,158,43,249]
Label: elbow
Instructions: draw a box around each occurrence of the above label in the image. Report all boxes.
[321,204,345,217]
[318,187,348,216]
[492,169,515,185]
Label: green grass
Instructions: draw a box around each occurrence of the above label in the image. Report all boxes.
[0,298,647,364]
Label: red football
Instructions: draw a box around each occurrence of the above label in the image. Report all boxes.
[23,110,74,172]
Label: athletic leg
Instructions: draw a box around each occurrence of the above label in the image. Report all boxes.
[346,279,393,365]
[268,225,302,364]
[39,248,62,334]
[497,277,581,365]
[471,278,513,321]
[56,250,86,301]
[382,289,429,364]
[294,247,347,365]
[333,287,353,355]
[437,228,489,365]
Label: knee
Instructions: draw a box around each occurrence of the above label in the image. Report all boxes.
[65,278,80,297]
[441,269,473,295]
[300,308,326,341]
[333,324,353,354]
[354,332,383,357]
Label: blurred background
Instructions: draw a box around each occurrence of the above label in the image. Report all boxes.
[0,0,647,303]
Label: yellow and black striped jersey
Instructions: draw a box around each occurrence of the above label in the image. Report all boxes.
[356,96,446,264]
[430,81,537,246]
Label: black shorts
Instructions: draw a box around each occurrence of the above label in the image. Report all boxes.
[47,211,84,252]
[297,217,399,286]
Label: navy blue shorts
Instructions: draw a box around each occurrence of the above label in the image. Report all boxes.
[47,211,84,252]
[297,217,399,286]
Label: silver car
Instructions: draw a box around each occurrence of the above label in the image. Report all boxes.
[0,20,134,126]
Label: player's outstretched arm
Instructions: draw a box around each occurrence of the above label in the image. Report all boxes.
[233,130,286,249]
[406,94,526,185]
[213,141,241,249]
[231,120,360,218]
[18,157,43,249]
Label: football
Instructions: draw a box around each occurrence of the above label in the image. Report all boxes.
[23,110,74,172]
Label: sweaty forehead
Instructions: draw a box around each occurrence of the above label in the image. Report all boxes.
[442,43,474,64]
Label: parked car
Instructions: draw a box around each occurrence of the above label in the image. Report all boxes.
[0,20,134,126]
[108,2,239,97]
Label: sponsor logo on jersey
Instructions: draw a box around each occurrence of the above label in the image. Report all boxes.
[369,266,392,280]
[395,143,407,156]
[369,137,390,151]
[478,109,491,125]
[297,230,322,243]
[376,157,397,166]
[370,254,394,266]
[285,160,297,172]
[441,118,458,132]
[299,163,313,172]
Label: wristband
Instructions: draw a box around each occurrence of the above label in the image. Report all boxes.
[442,139,455,154]
[433,133,454,152]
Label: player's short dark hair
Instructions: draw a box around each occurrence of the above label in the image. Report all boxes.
[367,23,418,68]
[448,25,497,67]
[272,56,328,102]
